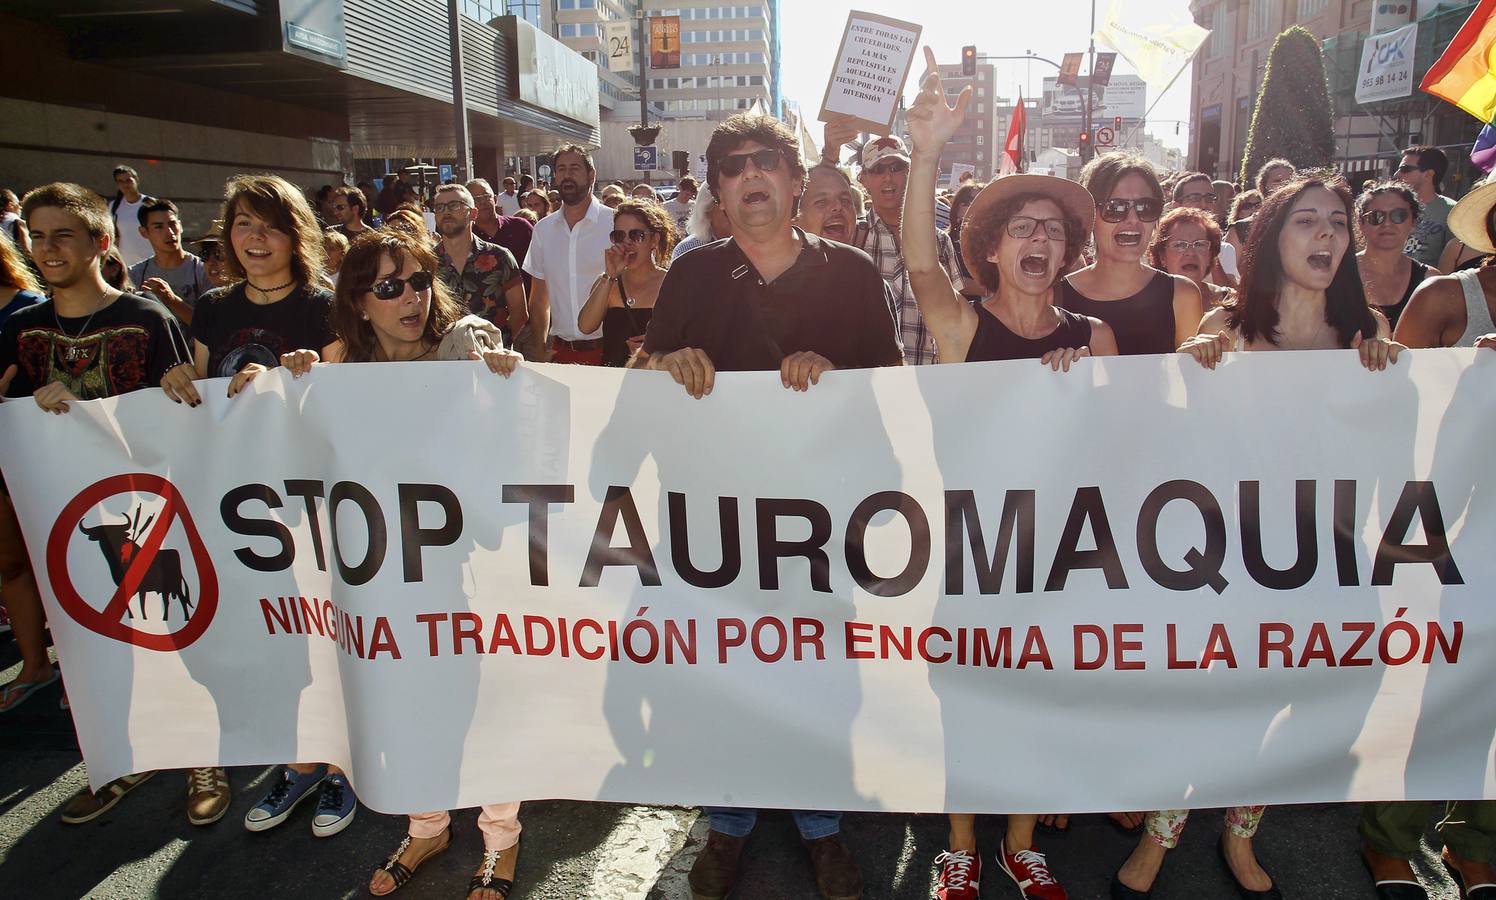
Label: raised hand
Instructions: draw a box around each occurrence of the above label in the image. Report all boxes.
[905,46,971,156]
[604,245,627,279]
[821,115,860,165]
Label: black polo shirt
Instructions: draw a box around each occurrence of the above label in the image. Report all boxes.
[642,228,904,372]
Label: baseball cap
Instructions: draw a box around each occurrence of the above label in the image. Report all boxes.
[861,135,911,170]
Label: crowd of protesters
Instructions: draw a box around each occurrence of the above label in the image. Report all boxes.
[1,43,1494,900]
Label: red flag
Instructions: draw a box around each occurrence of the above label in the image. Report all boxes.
[1001,93,1026,176]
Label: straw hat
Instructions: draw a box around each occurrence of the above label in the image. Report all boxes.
[1448,170,1496,254]
[960,174,1095,279]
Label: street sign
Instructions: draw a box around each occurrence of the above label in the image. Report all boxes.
[602,21,633,73]
[1096,126,1115,147]
[1092,52,1116,86]
[438,163,453,183]
[634,146,658,171]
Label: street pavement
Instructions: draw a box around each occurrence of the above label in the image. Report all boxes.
[0,637,1470,900]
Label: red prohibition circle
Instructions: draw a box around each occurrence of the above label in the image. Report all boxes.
[45,473,219,651]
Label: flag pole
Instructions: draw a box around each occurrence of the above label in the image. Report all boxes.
[1122,61,1190,147]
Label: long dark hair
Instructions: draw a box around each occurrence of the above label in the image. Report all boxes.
[220,174,327,287]
[331,229,464,363]
[1228,175,1376,348]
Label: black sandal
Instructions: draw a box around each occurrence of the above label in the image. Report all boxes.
[371,825,451,895]
[468,844,517,899]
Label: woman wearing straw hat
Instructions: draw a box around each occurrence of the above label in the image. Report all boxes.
[903,46,1116,900]
[1393,172,1496,349]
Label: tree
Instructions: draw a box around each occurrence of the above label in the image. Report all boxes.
[1238,26,1336,187]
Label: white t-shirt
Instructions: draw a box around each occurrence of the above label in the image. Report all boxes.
[1218,241,1239,279]
[112,195,154,267]
[497,191,522,216]
[521,197,613,340]
[661,198,692,232]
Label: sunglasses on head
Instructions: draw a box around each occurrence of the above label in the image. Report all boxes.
[610,228,650,244]
[1098,198,1162,223]
[369,270,433,301]
[1360,208,1410,226]
[719,147,785,178]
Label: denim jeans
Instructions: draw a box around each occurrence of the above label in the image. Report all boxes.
[706,806,841,840]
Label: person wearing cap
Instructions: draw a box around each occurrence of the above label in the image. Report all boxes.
[1393,169,1496,351]
[904,47,1115,900]
[854,134,961,365]
[192,221,235,290]
[1393,146,1455,268]
[1060,153,1203,357]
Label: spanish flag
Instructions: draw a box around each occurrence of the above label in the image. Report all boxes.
[1422,0,1496,122]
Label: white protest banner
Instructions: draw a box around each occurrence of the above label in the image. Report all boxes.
[1357,22,1419,105]
[601,21,633,74]
[817,11,921,135]
[2,353,1494,817]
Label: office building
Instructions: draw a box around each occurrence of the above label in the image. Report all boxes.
[936,63,1000,181]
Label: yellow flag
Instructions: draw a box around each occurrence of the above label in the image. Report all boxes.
[1094,0,1210,91]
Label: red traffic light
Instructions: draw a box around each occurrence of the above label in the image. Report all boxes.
[1114,116,1122,131]
[961,45,976,76]
[1079,131,1090,143]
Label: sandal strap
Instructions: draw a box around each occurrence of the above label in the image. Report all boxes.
[380,861,413,888]
[467,876,513,898]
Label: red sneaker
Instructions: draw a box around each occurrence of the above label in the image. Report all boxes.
[998,846,1067,900]
[935,849,980,900]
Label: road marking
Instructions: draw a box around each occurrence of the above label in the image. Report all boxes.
[584,805,700,899]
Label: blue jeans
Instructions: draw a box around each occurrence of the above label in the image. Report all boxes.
[706,806,841,840]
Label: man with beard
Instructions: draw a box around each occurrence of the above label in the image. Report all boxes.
[854,135,960,365]
[329,185,373,240]
[638,115,902,900]
[433,183,527,342]
[795,163,861,245]
[520,144,613,363]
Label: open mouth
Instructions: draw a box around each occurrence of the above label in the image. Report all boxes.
[1180,262,1202,275]
[821,219,847,239]
[1019,253,1049,276]
[1307,251,1333,272]
[1115,231,1143,247]
[743,189,770,206]
[243,248,272,260]
[399,313,422,329]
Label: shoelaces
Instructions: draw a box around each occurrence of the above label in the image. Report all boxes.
[317,777,345,811]
[1013,849,1057,885]
[262,773,296,807]
[937,851,975,889]
[190,768,219,792]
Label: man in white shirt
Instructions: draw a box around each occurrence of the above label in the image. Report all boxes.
[497,177,522,216]
[110,165,155,266]
[521,145,613,364]
[127,198,206,326]
[661,176,697,233]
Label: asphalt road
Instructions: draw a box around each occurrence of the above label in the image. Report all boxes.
[0,637,1469,900]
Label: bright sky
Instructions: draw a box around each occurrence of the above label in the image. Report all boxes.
[778,0,1195,153]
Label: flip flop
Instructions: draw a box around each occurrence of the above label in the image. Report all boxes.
[0,667,60,714]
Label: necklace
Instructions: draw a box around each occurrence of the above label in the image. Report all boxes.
[54,291,115,362]
[247,278,294,298]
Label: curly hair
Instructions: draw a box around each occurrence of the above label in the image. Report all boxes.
[705,113,806,200]
[1228,175,1376,348]
[219,174,326,287]
[331,229,465,363]
[961,192,1086,295]
[612,199,677,267]
[1148,207,1222,269]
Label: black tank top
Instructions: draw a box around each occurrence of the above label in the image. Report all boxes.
[965,304,1093,362]
[602,306,651,367]
[1375,261,1427,332]
[1059,269,1175,356]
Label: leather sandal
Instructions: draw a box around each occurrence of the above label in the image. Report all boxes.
[370,825,451,895]
[468,843,518,899]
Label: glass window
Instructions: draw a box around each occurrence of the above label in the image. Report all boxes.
[976,135,984,144]
[1207,5,1228,58]
[750,52,763,63]
[1247,0,1273,40]
[1297,0,1326,17]
[580,22,595,35]
[750,29,763,39]
[750,75,763,85]
[559,23,575,36]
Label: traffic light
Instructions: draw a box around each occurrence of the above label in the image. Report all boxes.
[1079,130,1090,148]
[1114,115,1122,132]
[672,150,689,173]
[962,46,976,76]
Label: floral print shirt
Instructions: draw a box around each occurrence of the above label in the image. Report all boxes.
[436,235,523,330]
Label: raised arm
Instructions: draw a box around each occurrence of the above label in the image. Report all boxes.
[903,46,977,359]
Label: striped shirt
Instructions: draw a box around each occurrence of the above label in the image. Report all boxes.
[857,210,961,365]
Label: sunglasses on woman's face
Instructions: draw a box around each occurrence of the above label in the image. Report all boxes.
[719,147,785,178]
[369,270,433,301]
[1098,198,1162,224]
[1360,208,1410,226]
[610,228,650,244]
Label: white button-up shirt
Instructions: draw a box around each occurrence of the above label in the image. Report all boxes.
[522,195,612,340]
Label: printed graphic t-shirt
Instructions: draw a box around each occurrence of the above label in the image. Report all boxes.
[0,292,190,399]
[190,282,335,378]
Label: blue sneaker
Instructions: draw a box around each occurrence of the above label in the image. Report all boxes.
[311,772,357,837]
[244,766,325,832]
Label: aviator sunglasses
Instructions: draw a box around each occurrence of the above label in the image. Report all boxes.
[369,270,433,300]
[719,147,785,177]
[1098,197,1162,224]
[1360,208,1410,226]
[610,228,651,244]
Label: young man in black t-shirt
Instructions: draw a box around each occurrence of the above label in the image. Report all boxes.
[0,183,229,827]
[639,113,901,900]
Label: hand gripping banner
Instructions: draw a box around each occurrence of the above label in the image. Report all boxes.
[0,351,1492,816]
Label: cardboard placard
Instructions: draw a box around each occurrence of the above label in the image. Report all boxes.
[817,11,922,135]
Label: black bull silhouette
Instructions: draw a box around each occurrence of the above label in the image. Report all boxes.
[78,512,194,621]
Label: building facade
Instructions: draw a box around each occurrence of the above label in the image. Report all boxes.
[936,64,1000,181]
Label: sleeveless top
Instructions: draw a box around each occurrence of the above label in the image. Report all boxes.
[603,306,652,366]
[1059,269,1175,356]
[1455,267,1496,347]
[1373,261,1427,332]
[966,304,1093,362]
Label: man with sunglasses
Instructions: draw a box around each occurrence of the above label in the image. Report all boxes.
[640,114,902,900]
[433,184,527,345]
[521,144,613,363]
[853,135,961,365]
[1394,146,1454,268]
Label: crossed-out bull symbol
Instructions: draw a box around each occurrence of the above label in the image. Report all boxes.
[78,505,194,621]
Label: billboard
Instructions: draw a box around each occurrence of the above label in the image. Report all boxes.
[1041,74,1146,122]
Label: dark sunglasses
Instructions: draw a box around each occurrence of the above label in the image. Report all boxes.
[1098,198,1162,223]
[719,147,785,177]
[610,228,651,243]
[866,160,909,176]
[369,270,433,301]
[1360,208,1410,226]
[1394,163,1420,174]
